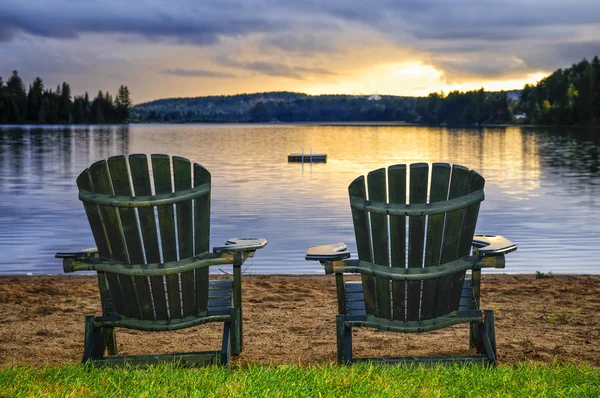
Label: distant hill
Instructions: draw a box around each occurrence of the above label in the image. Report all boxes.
[131,91,419,123]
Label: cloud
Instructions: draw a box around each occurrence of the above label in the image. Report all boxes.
[1,0,600,86]
[161,68,236,78]
[260,34,336,55]
[216,56,337,80]
[0,1,287,45]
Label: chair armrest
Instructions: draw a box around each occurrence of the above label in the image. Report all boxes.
[55,247,99,259]
[56,248,100,273]
[472,235,516,257]
[61,252,234,275]
[213,238,267,255]
[305,243,351,261]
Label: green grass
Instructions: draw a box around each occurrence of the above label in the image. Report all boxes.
[536,271,555,279]
[1,362,598,397]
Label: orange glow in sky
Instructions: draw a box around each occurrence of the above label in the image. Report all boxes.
[302,62,549,97]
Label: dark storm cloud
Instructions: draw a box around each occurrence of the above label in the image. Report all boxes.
[0,1,286,44]
[2,0,600,81]
[161,68,236,78]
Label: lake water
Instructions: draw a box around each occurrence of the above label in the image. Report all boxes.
[1,124,599,275]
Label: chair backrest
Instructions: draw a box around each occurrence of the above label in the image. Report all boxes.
[77,154,211,321]
[348,163,485,322]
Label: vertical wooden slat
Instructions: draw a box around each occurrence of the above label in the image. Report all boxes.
[367,168,390,319]
[152,154,182,319]
[458,171,485,257]
[436,164,471,317]
[421,163,451,321]
[407,163,428,321]
[349,176,376,315]
[88,160,136,318]
[88,160,128,263]
[173,156,195,317]
[76,170,110,258]
[129,154,167,320]
[107,155,154,321]
[388,164,406,321]
[194,163,211,313]
[440,165,471,263]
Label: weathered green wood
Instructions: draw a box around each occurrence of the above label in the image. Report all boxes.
[424,163,451,267]
[407,163,428,321]
[88,160,137,318]
[336,274,346,315]
[349,176,376,315]
[349,190,484,217]
[232,252,243,353]
[106,156,144,263]
[421,163,451,321]
[485,310,497,360]
[96,272,117,315]
[173,157,195,318]
[458,171,485,257]
[76,170,111,258]
[230,307,241,357]
[336,315,346,363]
[367,168,391,319]
[152,155,182,320]
[388,164,406,321]
[88,160,128,263]
[107,155,154,321]
[70,155,258,365]
[332,257,475,280]
[436,165,471,317]
[79,185,209,207]
[440,165,471,263]
[194,164,210,314]
[128,154,167,321]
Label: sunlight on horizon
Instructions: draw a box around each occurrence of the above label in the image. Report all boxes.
[302,62,549,96]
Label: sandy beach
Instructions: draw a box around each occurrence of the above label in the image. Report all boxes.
[1,274,599,367]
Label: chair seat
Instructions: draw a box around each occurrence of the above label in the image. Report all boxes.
[207,279,234,314]
[344,278,478,317]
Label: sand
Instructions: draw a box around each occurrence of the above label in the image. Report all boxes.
[1,274,599,367]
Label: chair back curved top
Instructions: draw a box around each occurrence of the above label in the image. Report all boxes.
[77,154,212,322]
[348,162,485,321]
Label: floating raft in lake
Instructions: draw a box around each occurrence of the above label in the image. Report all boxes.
[288,154,327,163]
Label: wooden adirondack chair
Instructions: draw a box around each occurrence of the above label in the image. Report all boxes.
[56,154,266,366]
[306,163,516,365]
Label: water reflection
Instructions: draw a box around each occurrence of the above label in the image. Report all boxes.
[1,124,599,274]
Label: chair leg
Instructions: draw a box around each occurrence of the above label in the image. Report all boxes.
[469,322,477,349]
[105,327,118,355]
[220,319,232,366]
[474,310,496,365]
[336,315,352,364]
[483,310,497,364]
[82,316,106,363]
[231,307,241,356]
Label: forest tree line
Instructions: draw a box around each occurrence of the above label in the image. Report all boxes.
[0,71,132,124]
[515,56,600,125]
[133,56,600,126]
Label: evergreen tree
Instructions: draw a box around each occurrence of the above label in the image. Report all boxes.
[6,71,27,123]
[0,76,6,124]
[115,85,132,122]
[26,77,45,123]
[58,82,71,123]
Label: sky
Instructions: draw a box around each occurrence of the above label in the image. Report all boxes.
[1,0,599,104]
